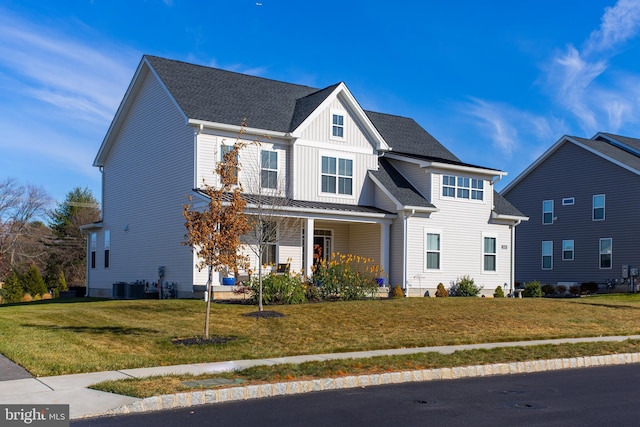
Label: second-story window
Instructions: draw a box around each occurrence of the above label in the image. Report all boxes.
[593,194,605,221]
[442,175,484,201]
[261,150,278,189]
[321,156,352,195]
[332,113,344,138]
[542,200,554,224]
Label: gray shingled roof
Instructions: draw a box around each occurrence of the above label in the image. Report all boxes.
[369,158,435,209]
[597,133,640,153]
[364,111,460,161]
[145,55,461,161]
[571,136,640,172]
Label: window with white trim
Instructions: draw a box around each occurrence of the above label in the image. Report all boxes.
[261,150,278,189]
[442,175,484,200]
[593,194,605,221]
[331,113,344,138]
[483,237,497,271]
[321,156,352,195]
[562,239,574,261]
[542,200,554,224]
[104,230,111,268]
[90,232,97,269]
[562,197,575,206]
[542,241,553,269]
[425,232,441,270]
[599,238,612,269]
[220,144,238,182]
[261,221,277,266]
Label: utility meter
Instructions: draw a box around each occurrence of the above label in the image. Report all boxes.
[622,265,629,279]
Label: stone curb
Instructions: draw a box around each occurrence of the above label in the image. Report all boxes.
[101,352,640,417]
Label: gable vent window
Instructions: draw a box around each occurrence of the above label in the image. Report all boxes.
[332,114,344,138]
[442,175,483,201]
[562,197,575,206]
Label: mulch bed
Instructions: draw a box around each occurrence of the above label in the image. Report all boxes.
[171,336,237,346]
[242,310,286,318]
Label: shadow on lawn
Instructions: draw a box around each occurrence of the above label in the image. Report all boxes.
[20,324,159,335]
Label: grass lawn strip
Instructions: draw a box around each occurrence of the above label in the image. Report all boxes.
[1,294,640,377]
[91,340,640,398]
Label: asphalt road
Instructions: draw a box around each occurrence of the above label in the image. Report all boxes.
[73,364,640,426]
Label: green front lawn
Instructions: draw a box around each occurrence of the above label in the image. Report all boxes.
[1,295,640,377]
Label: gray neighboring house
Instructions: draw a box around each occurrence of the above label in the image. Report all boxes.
[501,132,640,288]
[83,55,526,299]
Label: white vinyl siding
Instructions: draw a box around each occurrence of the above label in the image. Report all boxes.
[90,69,196,297]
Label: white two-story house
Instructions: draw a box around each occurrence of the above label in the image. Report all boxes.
[83,55,526,298]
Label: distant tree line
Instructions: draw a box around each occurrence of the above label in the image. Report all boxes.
[0,178,100,303]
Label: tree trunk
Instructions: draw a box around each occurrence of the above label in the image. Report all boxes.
[204,267,212,338]
[258,262,263,312]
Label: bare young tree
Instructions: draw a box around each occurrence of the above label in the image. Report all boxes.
[240,144,301,312]
[183,126,252,339]
[0,178,52,276]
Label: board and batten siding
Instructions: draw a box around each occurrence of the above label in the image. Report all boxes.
[294,97,378,205]
[90,70,195,297]
[503,141,640,285]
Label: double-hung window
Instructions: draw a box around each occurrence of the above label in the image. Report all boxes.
[261,150,278,189]
[593,195,605,221]
[425,232,441,270]
[321,156,352,195]
[599,238,612,269]
[104,230,111,268]
[220,144,238,183]
[261,221,277,266]
[542,200,554,224]
[562,239,574,261]
[332,113,344,138]
[90,232,97,269]
[542,241,553,269]
[483,237,497,271]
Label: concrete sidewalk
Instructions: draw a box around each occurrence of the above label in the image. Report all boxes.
[2,335,640,420]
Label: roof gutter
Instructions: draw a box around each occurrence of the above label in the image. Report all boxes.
[188,119,293,140]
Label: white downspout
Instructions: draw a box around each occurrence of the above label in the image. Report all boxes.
[510,220,521,296]
[403,209,415,297]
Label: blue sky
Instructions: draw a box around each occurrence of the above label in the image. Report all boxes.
[1,0,640,205]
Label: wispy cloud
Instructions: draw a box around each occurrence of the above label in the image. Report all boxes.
[463,98,563,158]
[0,10,137,123]
[542,0,640,134]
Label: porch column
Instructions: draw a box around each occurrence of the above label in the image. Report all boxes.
[380,223,390,285]
[305,218,315,278]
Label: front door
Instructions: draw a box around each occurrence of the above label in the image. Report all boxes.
[313,230,332,265]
